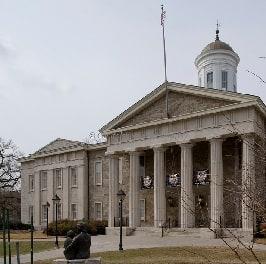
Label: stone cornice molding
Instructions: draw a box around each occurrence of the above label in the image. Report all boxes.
[20,142,107,163]
[100,82,264,134]
[104,100,260,135]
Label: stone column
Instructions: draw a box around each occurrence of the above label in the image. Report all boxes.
[47,169,55,222]
[108,155,119,227]
[242,134,255,231]
[129,152,141,228]
[34,171,41,227]
[153,146,166,228]
[210,138,224,230]
[77,165,88,220]
[180,143,194,228]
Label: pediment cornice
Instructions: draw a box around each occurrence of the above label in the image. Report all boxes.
[101,82,265,135]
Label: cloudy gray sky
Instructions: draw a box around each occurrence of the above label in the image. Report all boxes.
[0,0,265,155]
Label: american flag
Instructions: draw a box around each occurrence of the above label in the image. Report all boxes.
[161,5,166,26]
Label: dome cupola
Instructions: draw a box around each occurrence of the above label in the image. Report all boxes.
[195,27,240,92]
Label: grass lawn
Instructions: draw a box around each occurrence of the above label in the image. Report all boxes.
[0,230,48,240]
[30,246,266,264]
[256,238,266,245]
[0,241,63,257]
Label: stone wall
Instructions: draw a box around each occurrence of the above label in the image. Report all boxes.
[88,149,109,222]
[21,150,89,228]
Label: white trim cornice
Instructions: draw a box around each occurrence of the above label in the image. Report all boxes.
[104,101,260,135]
[100,82,263,134]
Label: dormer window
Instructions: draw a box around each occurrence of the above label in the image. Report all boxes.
[206,72,213,88]
[222,71,228,90]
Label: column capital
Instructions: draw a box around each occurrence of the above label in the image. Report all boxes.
[209,137,224,144]
[128,150,142,156]
[241,133,255,142]
[153,145,166,153]
[106,153,120,160]
[180,143,193,149]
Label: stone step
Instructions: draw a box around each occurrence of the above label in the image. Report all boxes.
[165,228,214,238]
[132,227,214,238]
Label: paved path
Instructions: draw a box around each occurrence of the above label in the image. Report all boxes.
[2,234,266,263]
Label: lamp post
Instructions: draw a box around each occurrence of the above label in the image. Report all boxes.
[52,194,61,248]
[117,189,126,251]
[46,202,50,237]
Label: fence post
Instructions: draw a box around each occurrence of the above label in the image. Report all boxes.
[7,209,11,264]
[2,208,7,264]
[16,242,20,264]
[30,215,33,264]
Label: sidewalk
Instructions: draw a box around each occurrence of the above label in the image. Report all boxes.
[2,234,266,263]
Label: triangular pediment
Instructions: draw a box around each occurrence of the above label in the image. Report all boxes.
[33,138,85,155]
[101,82,262,133]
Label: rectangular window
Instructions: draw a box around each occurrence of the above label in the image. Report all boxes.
[29,206,33,223]
[118,157,123,184]
[70,167,78,187]
[40,171,47,190]
[29,175,34,192]
[58,204,62,220]
[95,161,102,186]
[207,72,213,88]
[139,156,145,178]
[41,204,48,222]
[71,204,77,220]
[140,199,146,221]
[222,71,228,90]
[95,202,102,221]
[55,169,62,189]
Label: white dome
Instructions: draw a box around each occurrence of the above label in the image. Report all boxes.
[195,32,240,92]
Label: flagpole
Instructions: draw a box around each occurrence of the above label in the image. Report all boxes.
[161,4,169,118]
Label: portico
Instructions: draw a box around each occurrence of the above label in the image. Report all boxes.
[102,82,264,235]
[107,134,253,231]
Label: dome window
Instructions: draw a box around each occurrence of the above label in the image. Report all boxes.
[222,71,228,90]
[206,72,213,88]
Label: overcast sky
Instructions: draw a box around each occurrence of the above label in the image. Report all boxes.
[0,0,265,155]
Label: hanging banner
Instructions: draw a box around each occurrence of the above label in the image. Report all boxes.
[141,175,153,189]
[167,173,181,187]
[193,169,209,185]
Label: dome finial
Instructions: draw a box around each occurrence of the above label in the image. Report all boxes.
[216,20,220,41]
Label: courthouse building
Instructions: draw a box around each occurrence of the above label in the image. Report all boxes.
[20,31,266,236]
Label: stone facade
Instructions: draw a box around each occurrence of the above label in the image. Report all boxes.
[20,83,266,236]
[21,139,91,228]
[88,148,109,222]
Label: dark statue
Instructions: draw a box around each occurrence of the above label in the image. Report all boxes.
[64,223,91,260]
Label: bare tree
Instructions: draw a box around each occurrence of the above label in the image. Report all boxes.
[247,70,266,84]
[0,138,21,190]
[84,131,106,145]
